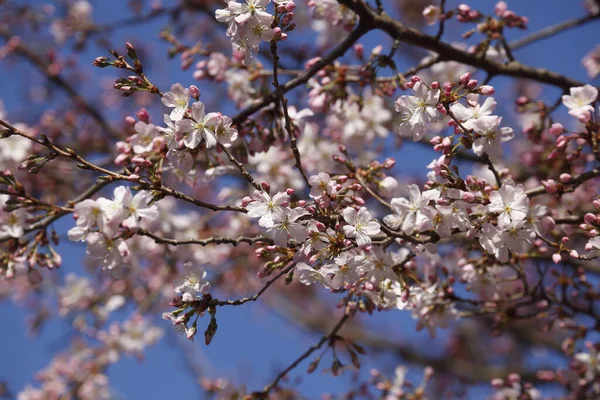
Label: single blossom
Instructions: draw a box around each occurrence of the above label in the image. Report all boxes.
[269,207,309,246]
[161,83,190,121]
[176,102,220,149]
[327,252,364,290]
[562,84,598,121]
[342,207,381,246]
[246,190,289,228]
[295,262,332,288]
[450,94,497,130]
[486,180,529,228]
[174,262,211,302]
[471,116,514,158]
[130,121,159,154]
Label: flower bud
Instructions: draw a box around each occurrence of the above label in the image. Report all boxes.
[189,85,201,100]
[478,85,495,95]
[548,123,564,135]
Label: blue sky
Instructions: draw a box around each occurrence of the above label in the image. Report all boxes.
[1,0,599,398]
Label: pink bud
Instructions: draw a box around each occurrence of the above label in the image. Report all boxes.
[466,79,478,89]
[189,85,200,100]
[541,179,558,193]
[114,153,129,165]
[584,213,597,225]
[132,157,151,167]
[383,158,396,169]
[136,108,149,123]
[354,44,364,59]
[304,57,322,70]
[478,85,495,95]
[371,45,383,57]
[552,253,562,264]
[516,96,529,106]
[462,192,476,203]
[494,1,508,16]
[548,123,564,135]
[458,4,470,13]
[459,72,471,85]
[559,173,572,183]
[430,81,440,89]
[241,196,253,207]
[570,250,579,258]
[124,116,136,126]
[186,325,197,340]
[260,181,271,192]
[286,188,295,196]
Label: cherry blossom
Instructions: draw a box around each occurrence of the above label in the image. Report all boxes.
[327,252,364,290]
[562,84,598,122]
[450,94,497,130]
[176,102,220,149]
[269,207,309,246]
[387,185,440,233]
[246,190,289,228]
[174,262,211,302]
[295,262,333,288]
[471,116,514,158]
[161,83,190,121]
[342,207,381,246]
[130,121,159,154]
[486,180,529,228]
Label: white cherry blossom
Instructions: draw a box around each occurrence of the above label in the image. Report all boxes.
[295,262,332,288]
[161,83,190,122]
[176,102,220,149]
[174,262,211,302]
[342,207,381,246]
[246,190,289,228]
[486,181,529,228]
[562,84,598,121]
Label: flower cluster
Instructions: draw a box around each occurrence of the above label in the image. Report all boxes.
[68,187,159,269]
[215,0,276,63]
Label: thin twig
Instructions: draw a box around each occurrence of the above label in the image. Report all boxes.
[434,0,447,41]
[0,26,121,140]
[510,12,600,51]
[138,230,272,247]
[260,312,350,395]
[219,145,261,191]
[0,120,246,213]
[270,40,311,188]
[212,263,295,307]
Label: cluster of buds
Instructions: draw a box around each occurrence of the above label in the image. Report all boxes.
[93,43,159,97]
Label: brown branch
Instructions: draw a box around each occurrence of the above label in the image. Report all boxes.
[0,120,246,213]
[138,229,272,247]
[336,0,584,91]
[525,168,600,197]
[510,12,600,51]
